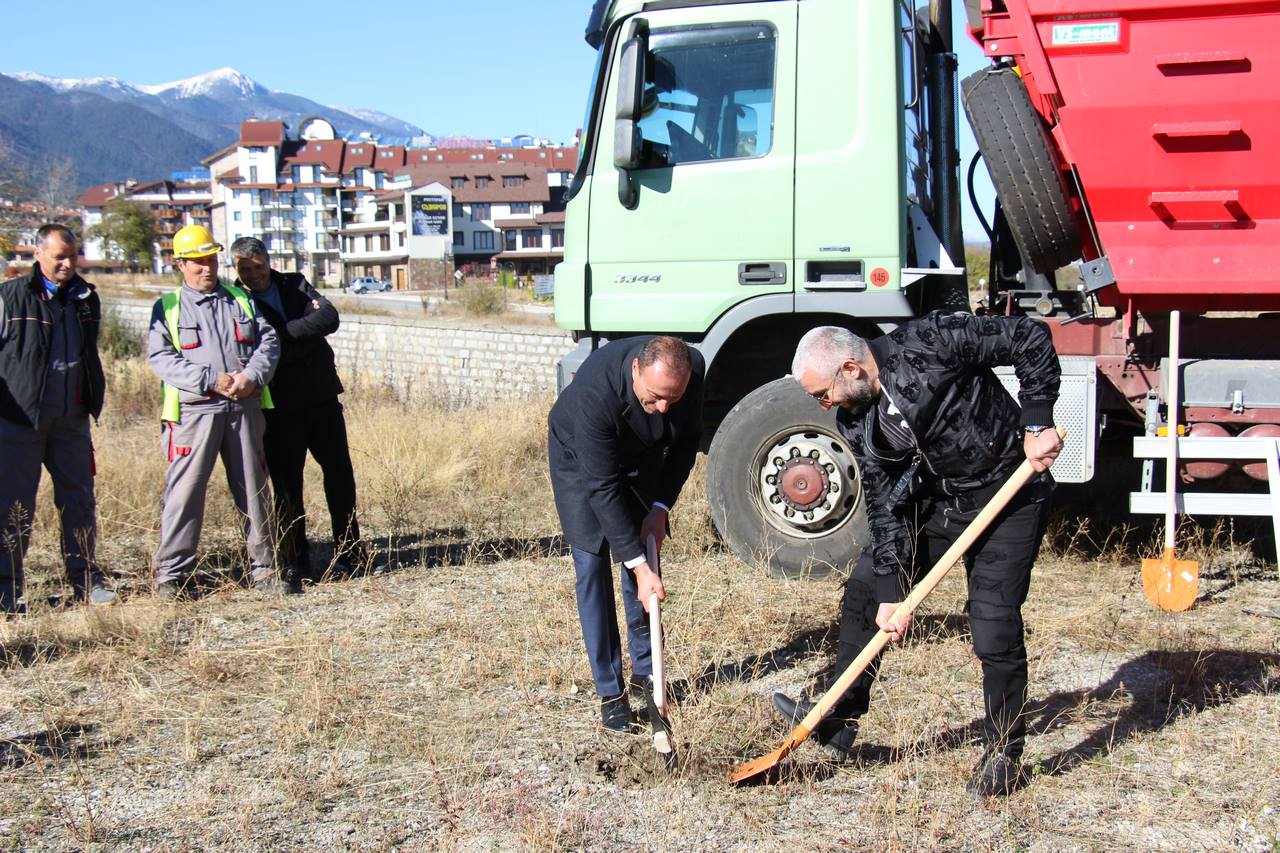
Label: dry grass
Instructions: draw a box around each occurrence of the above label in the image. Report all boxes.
[2,359,1278,851]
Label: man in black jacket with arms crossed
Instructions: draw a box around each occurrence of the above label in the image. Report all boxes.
[231,238,370,585]
[778,312,1062,796]
[548,335,704,731]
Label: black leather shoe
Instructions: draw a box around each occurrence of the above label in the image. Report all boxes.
[255,574,303,596]
[600,694,636,732]
[772,692,859,760]
[966,749,1024,797]
[154,580,180,601]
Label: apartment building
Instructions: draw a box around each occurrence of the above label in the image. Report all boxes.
[74,118,577,286]
[78,178,213,271]
[206,118,576,286]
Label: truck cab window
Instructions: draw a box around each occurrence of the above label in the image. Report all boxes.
[637,23,776,167]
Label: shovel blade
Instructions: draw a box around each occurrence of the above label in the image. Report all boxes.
[1142,548,1199,612]
[726,726,811,785]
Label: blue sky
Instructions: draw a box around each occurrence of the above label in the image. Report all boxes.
[5,0,992,239]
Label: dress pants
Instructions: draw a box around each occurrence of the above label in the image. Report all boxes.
[572,545,651,697]
[152,407,275,583]
[831,478,1051,758]
[0,414,98,606]
[261,398,361,577]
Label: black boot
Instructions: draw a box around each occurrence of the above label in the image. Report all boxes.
[772,692,859,760]
[966,748,1024,797]
[600,693,636,733]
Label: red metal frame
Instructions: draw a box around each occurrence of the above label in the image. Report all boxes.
[977,0,1280,313]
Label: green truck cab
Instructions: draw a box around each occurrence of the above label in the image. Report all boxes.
[556,0,974,577]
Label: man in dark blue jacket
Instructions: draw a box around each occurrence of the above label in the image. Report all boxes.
[231,238,370,584]
[0,224,114,613]
[547,335,704,730]
[777,313,1062,797]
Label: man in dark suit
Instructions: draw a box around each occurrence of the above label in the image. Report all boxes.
[547,335,704,731]
[230,238,371,585]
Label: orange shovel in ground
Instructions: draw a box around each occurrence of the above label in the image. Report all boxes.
[1141,310,1199,612]
[728,440,1059,786]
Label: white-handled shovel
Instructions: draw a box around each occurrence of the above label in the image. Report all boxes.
[646,534,675,762]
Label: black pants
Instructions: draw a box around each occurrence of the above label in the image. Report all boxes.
[262,399,362,577]
[831,478,1051,758]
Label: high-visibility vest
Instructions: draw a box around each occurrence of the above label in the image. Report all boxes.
[160,283,274,423]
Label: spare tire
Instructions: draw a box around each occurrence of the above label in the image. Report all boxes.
[962,67,1081,274]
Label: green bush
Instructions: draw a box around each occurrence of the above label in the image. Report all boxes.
[99,309,144,360]
[461,285,507,316]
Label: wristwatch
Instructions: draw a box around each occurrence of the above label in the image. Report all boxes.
[1024,425,1052,437]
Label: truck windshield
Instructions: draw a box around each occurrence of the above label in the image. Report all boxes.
[636,23,776,167]
[577,48,605,170]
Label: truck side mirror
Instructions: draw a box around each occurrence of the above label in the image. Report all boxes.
[614,21,648,206]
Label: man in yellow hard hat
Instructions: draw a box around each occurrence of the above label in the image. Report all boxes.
[146,224,287,597]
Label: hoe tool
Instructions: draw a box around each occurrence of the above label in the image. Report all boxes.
[1142,310,1199,612]
[728,441,1060,786]
[646,534,676,767]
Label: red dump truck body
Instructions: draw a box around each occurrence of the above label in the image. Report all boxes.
[975,0,1280,312]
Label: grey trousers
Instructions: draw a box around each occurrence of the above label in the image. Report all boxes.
[153,407,276,583]
[0,414,99,601]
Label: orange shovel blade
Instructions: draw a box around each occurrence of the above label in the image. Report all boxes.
[727,724,812,785]
[1141,548,1199,612]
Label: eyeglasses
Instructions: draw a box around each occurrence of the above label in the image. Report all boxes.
[812,366,843,409]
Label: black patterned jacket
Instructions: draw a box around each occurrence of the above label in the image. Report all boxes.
[835,311,1060,602]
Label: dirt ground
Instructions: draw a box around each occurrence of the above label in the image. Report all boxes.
[1,390,1278,851]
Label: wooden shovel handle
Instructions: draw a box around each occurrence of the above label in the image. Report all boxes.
[647,534,667,715]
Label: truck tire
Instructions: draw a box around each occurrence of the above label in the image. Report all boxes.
[707,378,869,579]
[961,67,1081,274]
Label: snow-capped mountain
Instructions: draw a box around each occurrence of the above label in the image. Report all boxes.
[0,67,432,191]
[138,67,263,99]
[3,67,426,148]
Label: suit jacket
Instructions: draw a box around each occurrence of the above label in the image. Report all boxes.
[547,336,704,562]
[244,270,343,409]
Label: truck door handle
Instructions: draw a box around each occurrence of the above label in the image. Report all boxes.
[738,262,787,285]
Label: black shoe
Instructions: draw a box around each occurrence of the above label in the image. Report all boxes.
[254,574,303,596]
[628,673,650,699]
[772,692,859,760]
[600,694,637,733]
[82,580,118,606]
[966,749,1024,798]
[1,592,25,617]
[154,580,180,601]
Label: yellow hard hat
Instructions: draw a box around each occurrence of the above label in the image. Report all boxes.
[172,224,222,259]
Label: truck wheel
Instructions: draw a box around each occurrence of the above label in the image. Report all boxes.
[961,67,1081,274]
[707,378,869,579]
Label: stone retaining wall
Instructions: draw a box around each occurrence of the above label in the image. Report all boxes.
[104,298,574,404]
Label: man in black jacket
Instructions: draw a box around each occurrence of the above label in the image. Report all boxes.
[547,335,704,730]
[230,238,369,583]
[776,313,1062,797]
[0,224,114,613]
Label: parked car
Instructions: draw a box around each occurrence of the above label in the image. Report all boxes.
[350,277,391,294]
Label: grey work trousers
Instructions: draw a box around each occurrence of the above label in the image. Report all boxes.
[152,407,276,583]
[0,414,98,601]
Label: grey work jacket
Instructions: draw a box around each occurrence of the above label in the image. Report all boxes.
[147,283,279,416]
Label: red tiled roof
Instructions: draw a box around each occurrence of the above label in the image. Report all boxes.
[77,182,121,208]
[219,167,241,181]
[240,120,286,147]
[493,218,542,229]
[395,165,550,203]
[280,139,346,173]
[342,143,376,174]
[375,146,405,170]
[536,211,566,224]
[405,146,577,166]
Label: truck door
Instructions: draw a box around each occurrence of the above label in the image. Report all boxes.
[585,2,796,334]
